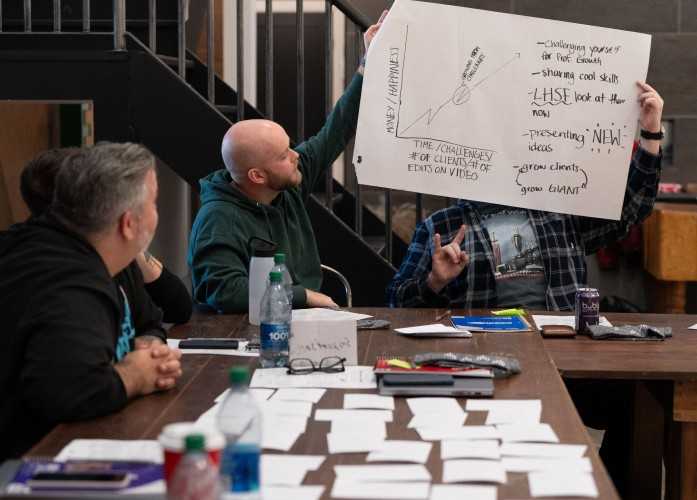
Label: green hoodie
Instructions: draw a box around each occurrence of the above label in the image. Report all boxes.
[188,73,363,313]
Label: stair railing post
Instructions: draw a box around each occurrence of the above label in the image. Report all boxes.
[324,0,334,210]
[385,189,393,264]
[265,0,273,119]
[53,0,61,31]
[354,24,364,236]
[113,0,125,50]
[24,0,31,32]
[236,0,244,121]
[0,0,3,32]
[148,0,156,51]
[82,0,90,32]
[177,0,186,78]
[296,0,305,140]
[207,0,215,103]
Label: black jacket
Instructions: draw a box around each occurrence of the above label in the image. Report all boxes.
[143,266,192,324]
[0,216,151,459]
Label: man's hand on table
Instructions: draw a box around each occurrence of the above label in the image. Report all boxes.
[115,343,183,398]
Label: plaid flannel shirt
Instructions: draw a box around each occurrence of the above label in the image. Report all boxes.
[386,147,662,311]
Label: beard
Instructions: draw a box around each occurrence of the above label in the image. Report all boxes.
[266,167,302,191]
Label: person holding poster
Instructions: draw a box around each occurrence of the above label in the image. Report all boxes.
[188,12,387,313]
[387,81,663,312]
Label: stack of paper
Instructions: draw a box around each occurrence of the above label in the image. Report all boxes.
[531,315,612,330]
[54,440,163,464]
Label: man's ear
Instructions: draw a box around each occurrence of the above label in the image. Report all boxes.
[247,168,267,186]
[118,210,138,242]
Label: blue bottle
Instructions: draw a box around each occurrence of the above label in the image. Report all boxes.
[259,271,291,368]
[217,366,261,499]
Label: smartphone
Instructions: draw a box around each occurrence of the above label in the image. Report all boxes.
[28,471,131,490]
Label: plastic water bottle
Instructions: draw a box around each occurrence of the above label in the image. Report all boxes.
[167,434,221,500]
[217,366,261,499]
[271,253,293,305]
[259,271,291,368]
[248,237,277,326]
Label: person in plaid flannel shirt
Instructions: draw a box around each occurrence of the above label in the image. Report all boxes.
[387,82,664,312]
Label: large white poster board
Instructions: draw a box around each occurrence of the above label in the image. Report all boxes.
[353,0,652,220]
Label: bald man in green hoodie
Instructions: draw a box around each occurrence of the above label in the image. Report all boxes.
[188,12,386,313]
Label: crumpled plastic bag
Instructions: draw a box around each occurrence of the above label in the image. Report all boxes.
[587,324,672,341]
[413,352,521,378]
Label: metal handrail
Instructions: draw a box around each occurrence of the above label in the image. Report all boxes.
[321,264,353,308]
[23,0,31,32]
[53,0,61,32]
[113,0,125,50]
[296,0,305,141]
[327,0,369,30]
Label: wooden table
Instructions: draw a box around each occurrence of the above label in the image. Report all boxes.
[545,312,697,500]
[26,309,619,500]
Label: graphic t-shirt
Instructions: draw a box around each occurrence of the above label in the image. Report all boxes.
[116,287,136,361]
[479,206,547,309]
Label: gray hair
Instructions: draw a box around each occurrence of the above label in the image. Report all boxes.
[52,142,155,236]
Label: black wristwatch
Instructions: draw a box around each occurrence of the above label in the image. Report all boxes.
[640,128,664,141]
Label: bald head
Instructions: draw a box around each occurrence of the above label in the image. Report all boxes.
[221,119,288,183]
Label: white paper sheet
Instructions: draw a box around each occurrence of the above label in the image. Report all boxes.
[500,443,587,458]
[442,459,507,484]
[260,455,325,485]
[465,399,542,411]
[250,366,376,389]
[415,425,500,441]
[334,464,432,482]
[315,409,393,422]
[531,315,612,330]
[263,415,308,435]
[354,0,652,220]
[292,308,372,321]
[367,440,433,464]
[262,427,303,452]
[502,456,592,472]
[407,398,464,416]
[291,318,358,366]
[689,323,697,330]
[485,405,542,424]
[270,388,326,403]
[260,400,314,417]
[331,480,431,499]
[394,324,472,337]
[331,419,387,439]
[214,388,274,404]
[167,338,258,357]
[441,440,501,460]
[344,394,395,410]
[263,485,325,500]
[54,439,163,463]
[408,413,468,429]
[430,484,497,500]
[496,423,559,443]
[528,471,599,497]
[327,432,386,454]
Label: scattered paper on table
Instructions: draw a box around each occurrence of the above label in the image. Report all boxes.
[442,459,506,484]
[416,425,500,441]
[465,399,542,412]
[496,424,559,443]
[263,485,325,500]
[430,484,497,500]
[441,440,501,460]
[408,413,468,429]
[251,366,376,389]
[502,456,592,473]
[327,432,386,454]
[344,394,395,410]
[407,398,464,416]
[261,455,325,485]
[332,419,386,439]
[367,440,433,464]
[334,464,431,482]
[500,443,587,458]
[260,400,314,417]
[315,409,393,422]
[214,387,274,404]
[331,480,430,499]
[485,405,542,425]
[528,471,598,497]
[394,324,472,337]
[689,323,697,330]
[531,315,612,330]
[54,439,163,464]
[292,308,372,322]
[262,427,302,451]
[167,338,258,357]
[271,388,326,403]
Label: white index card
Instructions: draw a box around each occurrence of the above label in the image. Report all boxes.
[260,400,314,417]
[442,459,507,484]
[528,471,599,497]
[334,464,431,482]
[502,456,592,473]
[496,423,559,443]
[271,388,326,403]
[441,440,501,460]
[260,455,325,486]
[262,428,302,451]
[465,399,542,411]
[344,393,395,410]
[415,425,500,441]
[263,485,325,500]
[367,440,433,464]
[331,419,387,439]
[408,413,468,429]
[331,480,431,499]
[407,397,464,416]
[315,409,393,422]
[485,405,542,424]
[430,484,497,500]
[500,443,587,458]
[54,439,163,464]
[327,433,386,454]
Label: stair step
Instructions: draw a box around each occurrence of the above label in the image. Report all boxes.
[157,54,195,69]
[216,104,237,116]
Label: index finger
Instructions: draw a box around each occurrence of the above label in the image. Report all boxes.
[452,224,467,246]
[636,81,656,94]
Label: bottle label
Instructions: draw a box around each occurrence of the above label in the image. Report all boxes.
[260,323,290,351]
